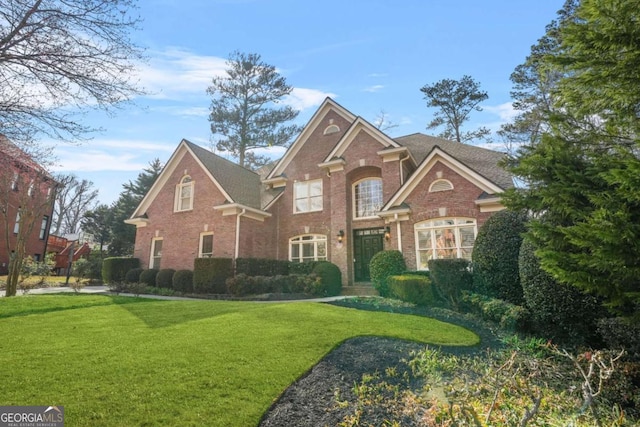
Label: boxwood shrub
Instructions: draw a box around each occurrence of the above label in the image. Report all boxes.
[124,267,144,284]
[193,257,233,294]
[311,261,342,296]
[102,257,140,284]
[236,258,289,276]
[472,210,528,304]
[388,274,437,306]
[139,269,159,287]
[226,273,321,296]
[172,269,194,293]
[156,268,176,289]
[461,291,529,331]
[427,258,472,309]
[369,250,407,297]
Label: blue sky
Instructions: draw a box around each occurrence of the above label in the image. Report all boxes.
[49,0,563,205]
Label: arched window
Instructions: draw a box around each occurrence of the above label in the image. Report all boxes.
[429,179,454,192]
[353,178,383,219]
[415,218,477,269]
[289,234,327,263]
[175,175,193,212]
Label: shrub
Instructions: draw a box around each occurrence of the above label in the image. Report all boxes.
[369,250,406,297]
[519,239,605,346]
[156,268,176,289]
[461,291,529,331]
[428,258,472,309]
[388,274,437,306]
[472,210,527,304]
[125,268,144,284]
[172,269,193,293]
[193,257,233,293]
[311,261,342,296]
[102,257,140,284]
[235,258,289,276]
[289,261,315,275]
[226,273,320,296]
[82,253,104,281]
[139,269,159,287]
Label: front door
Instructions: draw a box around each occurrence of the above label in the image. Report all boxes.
[353,228,384,282]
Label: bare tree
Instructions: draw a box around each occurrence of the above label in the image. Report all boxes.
[51,173,99,236]
[0,137,57,296]
[0,0,145,143]
[372,109,399,133]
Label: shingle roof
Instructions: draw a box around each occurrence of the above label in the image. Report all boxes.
[183,140,263,209]
[395,133,514,190]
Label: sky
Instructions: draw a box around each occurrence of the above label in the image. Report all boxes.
[48,0,564,205]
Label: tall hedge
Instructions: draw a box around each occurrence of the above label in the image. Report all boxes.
[369,250,406,297]
[193,257,233,294]
[472,210,528,304]
[102,257,140,284]
[311,261,342,296]
[519,239,605,346]
[236,258,289,277]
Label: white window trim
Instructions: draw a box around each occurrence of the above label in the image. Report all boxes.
[289,234,327,263]
[352,177,383,220]
[293,179,323,214]
[13,210,20,234]
[150,237,163,270]
[429,179,454,192]
[414,218,477,270]
[174,175,194,212]
[198,232,214,258]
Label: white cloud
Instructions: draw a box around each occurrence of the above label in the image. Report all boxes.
[284,88,336,110]
[51,150,148,172]
[483,102,517,122]
[363,85,384,93]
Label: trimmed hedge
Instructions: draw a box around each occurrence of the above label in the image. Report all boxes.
[125,267,144,284]
[156,268,176,289]
[370,250,407,297]
[388,274,437,306]
[461,291,529,331]
[193,257,233,294]
[519,239,605,346]
[102,257,140,284]
[236,258,289,277]
[139,269,159,287]
[173,269,194,293]
[428,258,472,309]
[289,261,315,275]
[226,273,321,296]
[311,261,342,296]
[472,210,528,304]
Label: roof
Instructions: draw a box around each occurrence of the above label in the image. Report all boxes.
[183,140,263,209]
[0,134,51,178]
[395,133,513,189]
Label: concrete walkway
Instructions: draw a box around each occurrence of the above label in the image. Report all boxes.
[0,285,351,303]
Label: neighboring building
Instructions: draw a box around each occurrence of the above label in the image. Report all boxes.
[126,98,513,286]
[0,135,57,275]
[47,234,92,276]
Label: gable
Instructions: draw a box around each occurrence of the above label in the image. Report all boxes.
[383,146,506,211]
[321,117,401,163]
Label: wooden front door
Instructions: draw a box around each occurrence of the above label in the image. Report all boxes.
[353,228,385,282]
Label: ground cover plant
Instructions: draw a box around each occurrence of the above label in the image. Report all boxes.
[0,294,478,427]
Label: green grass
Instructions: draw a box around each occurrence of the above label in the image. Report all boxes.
[0,295,478,426]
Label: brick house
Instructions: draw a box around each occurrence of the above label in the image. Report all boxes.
[0,135,57,275]
[126,98,513,287]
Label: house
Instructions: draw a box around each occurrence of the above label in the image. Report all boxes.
[0,135,57,275]
[47,234,92,276]
[126,98,513,287]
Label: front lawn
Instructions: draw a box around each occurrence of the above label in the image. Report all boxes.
[0,295,478,426]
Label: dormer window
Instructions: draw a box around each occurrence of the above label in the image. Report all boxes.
[429,179,454,192]
[175,175,194,212]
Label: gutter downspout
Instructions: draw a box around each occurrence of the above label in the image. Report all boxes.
[235,208,246,260]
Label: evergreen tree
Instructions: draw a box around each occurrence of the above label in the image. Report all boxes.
[207,51,302,169]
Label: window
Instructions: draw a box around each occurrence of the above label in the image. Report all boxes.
[354,178,383,218]
[429,179,454,192]
[13,210,20,234]
[150,238,163,269]
[175,176,193,212]
[294,180,322,213]
[199,233,214,258]
[10,172,18,191]
[39,216,49,240]
[415,218,477,269]
[290,235,327,263]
